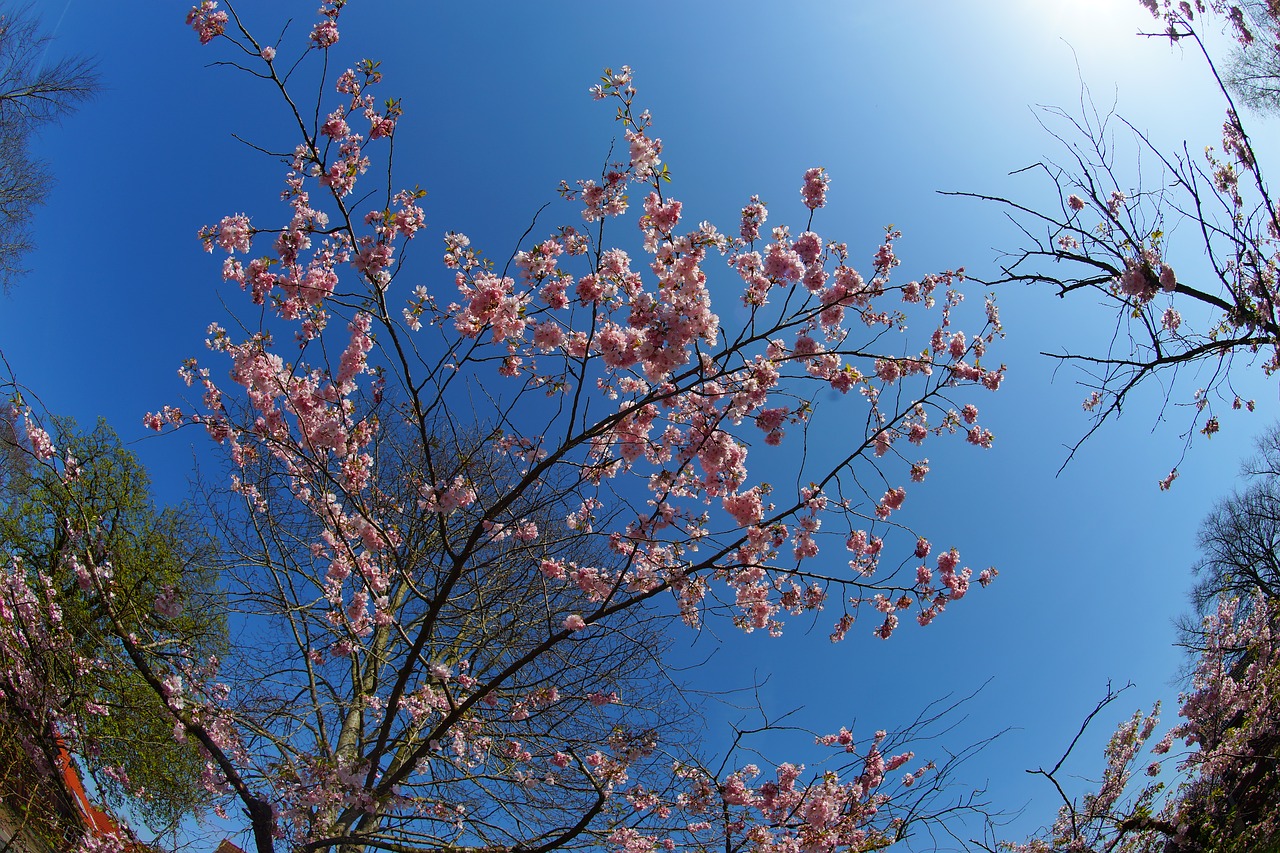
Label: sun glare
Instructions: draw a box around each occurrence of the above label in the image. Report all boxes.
[1040,0,1155,48]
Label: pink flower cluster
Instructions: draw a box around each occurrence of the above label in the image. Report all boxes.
[186,1,227,44]
[801,167,829,211]
[22,414,55,462]
[740,195,767,242]
[613,730,931,853]
[418,477,478,515]
[309,3,341,47]
[1116,252,1176,304]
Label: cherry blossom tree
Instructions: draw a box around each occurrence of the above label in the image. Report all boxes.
[950,1,1280,484]
[0,416,226,834]
[1007,431,1280,852]
[0,394,114,850]
[939,7,1280,842]
[4,3,1011,851]
[0,398,228,849]
[1006,587,1280,853]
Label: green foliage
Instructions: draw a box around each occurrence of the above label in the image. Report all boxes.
[0,418,226,832]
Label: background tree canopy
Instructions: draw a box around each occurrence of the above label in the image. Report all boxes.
[0,417,226,834]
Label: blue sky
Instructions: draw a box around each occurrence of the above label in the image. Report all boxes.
[8,0,1275,846]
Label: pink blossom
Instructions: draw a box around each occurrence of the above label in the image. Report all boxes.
[801,167,829,210]
[873,234,900,275]
[453,272,528,342]
[792,231,822,266]
[367,109,396,140]
[532,320,565,350]
[322,110,350,139]
[186,1,227,44]
[578,272,610,304]
[764,242,803,283]
[723,488,765,527]
[563,614,586,632]
[1118,258,1155,301]
[336,313,373,391]
[874,359,901,383]
[740,195,767,242]
[336,69,360,94]
[792,333,819,357]
[25,422,55,461]
[1107,189,1126,217]
[966,426,993,448]
[160,674,185,709]
[154,587,183,619]
[216,214,252,254]
[419,477,477,514]
[949,361,980,382]
[876,487,905,519]
[310,19,340,48]
[875,614,899,639]
[626,130,661,177]
[641,192,681,234]
[755,407,788,438]
[1067,194,1086,211]
[393,192,425,238]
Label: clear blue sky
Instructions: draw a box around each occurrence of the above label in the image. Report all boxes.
[7,0,1274,846]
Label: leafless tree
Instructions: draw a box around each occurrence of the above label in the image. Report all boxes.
[947,4,1280,475]
[0,3,98,293]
